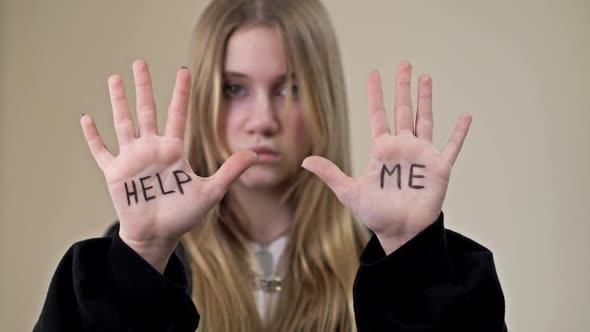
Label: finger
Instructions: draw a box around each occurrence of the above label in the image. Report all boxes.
[165,67,191,139]
[205,150,258,200]
[108,75,135,146]
[133,60,158,136]
[367,71,391,139]
[394,61,414,135]
[80,114,114,170]
[441,113,472,165]
[415,74,433,142]
[301,156,357,207]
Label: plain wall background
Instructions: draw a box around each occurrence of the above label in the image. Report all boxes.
[1,0,589,331]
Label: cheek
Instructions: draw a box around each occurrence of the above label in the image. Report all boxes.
[222,104,246,148]
[223,115,239,139]
[290,108,312,157]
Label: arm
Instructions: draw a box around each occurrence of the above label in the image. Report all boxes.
[79,60,256,273]
[353,213,507,332]
[303,62,506,331]
[34,234,199,332]
[35,60,256,331]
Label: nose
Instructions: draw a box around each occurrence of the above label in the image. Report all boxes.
[245,94,279,136]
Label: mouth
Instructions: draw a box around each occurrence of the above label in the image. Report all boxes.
[249,145,281,162]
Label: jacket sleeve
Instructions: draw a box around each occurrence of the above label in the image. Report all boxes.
[353,212,507,332]
[33,232,200,332]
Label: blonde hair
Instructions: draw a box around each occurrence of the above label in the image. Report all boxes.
[182,0,369,330]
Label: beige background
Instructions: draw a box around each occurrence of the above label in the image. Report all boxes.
[1,0,589,331]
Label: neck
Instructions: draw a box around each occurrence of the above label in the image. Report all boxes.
[228,184,293,246]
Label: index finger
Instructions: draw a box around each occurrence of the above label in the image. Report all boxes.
[164,67,191,139]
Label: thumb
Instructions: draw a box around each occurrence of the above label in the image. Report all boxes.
[206,150,258,200]
[302,156,356,206]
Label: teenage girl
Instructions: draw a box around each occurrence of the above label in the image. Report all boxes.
[35,0,506,331]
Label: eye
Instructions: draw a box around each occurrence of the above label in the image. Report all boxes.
[278,83,299,98]
[223,83,246,98]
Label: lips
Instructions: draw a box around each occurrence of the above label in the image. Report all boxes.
[249,145,281,162]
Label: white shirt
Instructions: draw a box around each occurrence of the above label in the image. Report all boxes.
[249,235,289,322]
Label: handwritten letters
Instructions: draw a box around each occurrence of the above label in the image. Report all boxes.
[125,170,192,206]
[380,163,426,190]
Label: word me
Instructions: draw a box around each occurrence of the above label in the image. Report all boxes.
[380,163,426,190]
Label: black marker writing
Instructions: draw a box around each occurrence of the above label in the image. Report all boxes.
[409,164,425,189]
[173,170,192,194]
[156,173,175,195]
[380,163,426,190]
[380,164,401,189]
[125,180,139,206]
[124,170,193,206]
[140,176,156,202]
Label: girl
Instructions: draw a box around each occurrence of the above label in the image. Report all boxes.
[35,0,506,331]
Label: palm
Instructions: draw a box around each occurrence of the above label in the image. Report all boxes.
[80,60,257,246]
[303,62,471,252]
[104,136,204,242]
[355,133,451,236]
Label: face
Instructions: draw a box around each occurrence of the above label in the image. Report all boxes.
[222,25,311,189]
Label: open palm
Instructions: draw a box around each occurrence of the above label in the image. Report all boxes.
[303,62,471,253]
[81,61,257,270]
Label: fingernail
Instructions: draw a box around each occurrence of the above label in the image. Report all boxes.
[419,74,431,84]
[80,113,86,118]
[181,65,188,70]
[301,158,309,169]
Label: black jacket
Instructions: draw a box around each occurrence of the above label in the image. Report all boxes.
[34,213,507,331]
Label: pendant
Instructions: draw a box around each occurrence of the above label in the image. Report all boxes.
[254,249,282,292]
[254,276,283,293]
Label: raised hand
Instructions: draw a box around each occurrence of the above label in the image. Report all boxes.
[302,62,471,254]
[81,60,257,272]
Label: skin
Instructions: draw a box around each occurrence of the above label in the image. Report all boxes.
[80,61,258,273]
[80,41,470,273]
[303,63,472,254]
[223,25,310,188]
[221,26,311,245]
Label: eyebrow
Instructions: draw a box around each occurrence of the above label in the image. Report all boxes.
[223,71,297,83]
[223,71,248,79]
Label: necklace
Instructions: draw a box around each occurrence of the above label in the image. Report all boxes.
[253,248,283,293]
[253,275,283,293]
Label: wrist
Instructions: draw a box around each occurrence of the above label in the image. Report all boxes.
[374,211,444,255]
[375,233,417,255]
[118,232,179,273]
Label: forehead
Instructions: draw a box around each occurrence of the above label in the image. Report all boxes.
[224,25,288,79]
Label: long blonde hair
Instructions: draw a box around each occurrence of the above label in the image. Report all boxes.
[182,0,369,330]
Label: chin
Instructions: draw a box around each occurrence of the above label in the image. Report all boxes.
[236,166,289,190]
